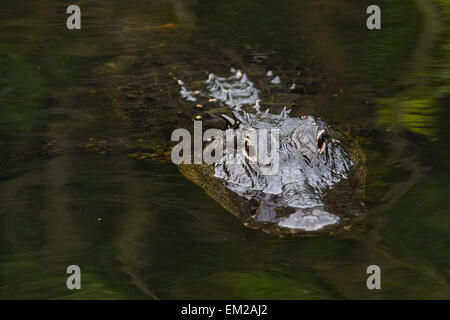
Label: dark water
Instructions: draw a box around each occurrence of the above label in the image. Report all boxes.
[0,0,449,299]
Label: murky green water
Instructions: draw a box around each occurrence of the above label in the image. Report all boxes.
[0,0,449,299]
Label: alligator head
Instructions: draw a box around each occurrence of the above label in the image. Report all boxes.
[179,108,366,236]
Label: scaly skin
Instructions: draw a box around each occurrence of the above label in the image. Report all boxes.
[179,109,367,237]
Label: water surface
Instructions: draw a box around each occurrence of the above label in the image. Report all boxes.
[0,0,449,299]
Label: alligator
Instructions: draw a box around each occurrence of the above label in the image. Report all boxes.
[177,69,366,236]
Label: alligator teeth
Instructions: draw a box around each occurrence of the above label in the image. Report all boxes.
[317,130,326,155]
[317,129,324,141]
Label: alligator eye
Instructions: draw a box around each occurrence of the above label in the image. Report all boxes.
[317,130,327,155]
